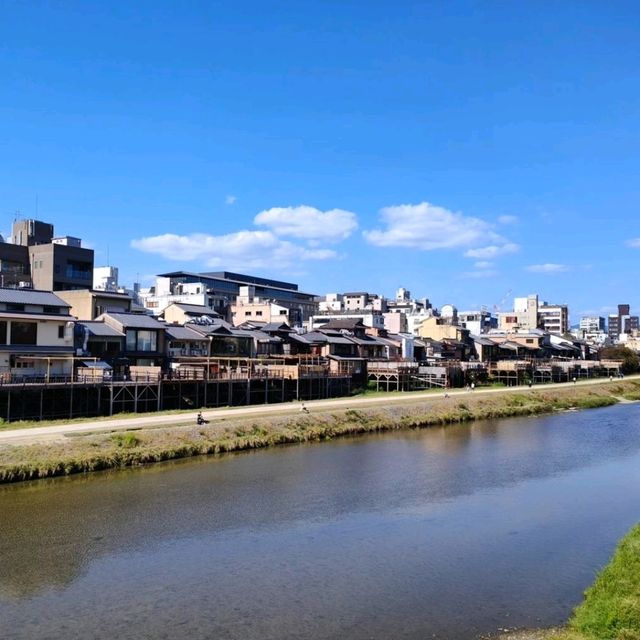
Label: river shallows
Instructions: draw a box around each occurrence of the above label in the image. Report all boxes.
[1,404,640,639]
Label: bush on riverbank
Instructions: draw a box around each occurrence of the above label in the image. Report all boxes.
[0,381,639,484]
[567,523,640,639]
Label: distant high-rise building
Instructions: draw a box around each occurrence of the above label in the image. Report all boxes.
[538,303,569,335]
[93,266,119,291]
[580,316,605,332]
[608,304,639,341]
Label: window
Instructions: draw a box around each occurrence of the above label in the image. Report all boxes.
[279,309,287,315]
[245,311,252,316]
[58,325,65,339]
[11,322,37,345]
[7,304,25,312]
[0,321,6,345]
[256,311,263,316]
[126,330,136,351]
[137,330,157,351]
[126,329,157,352]
[526,338,534,344]
[44,306,60,314]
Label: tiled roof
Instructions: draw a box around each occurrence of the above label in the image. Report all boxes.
[299,332,328,343]
[99,312,166,330]
[78,321,125,338]
[169,303,220,316]
[0,288,70,307]
[165,326,207,341]
[320,319,366,330]
[261,322,293,332]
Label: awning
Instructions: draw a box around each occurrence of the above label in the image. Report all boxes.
[79,360,113,370]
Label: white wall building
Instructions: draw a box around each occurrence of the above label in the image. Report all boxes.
[93,266,119,291]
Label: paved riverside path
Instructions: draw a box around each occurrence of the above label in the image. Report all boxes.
[0,375,637,447]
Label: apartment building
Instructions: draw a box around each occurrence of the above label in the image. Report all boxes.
[0,219,94,291]
[608,304,639,341]
[538,303,569,335]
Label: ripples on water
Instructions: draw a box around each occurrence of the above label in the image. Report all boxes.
[1,404,640,639]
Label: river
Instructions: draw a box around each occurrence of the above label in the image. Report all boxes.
[1,403,640,639]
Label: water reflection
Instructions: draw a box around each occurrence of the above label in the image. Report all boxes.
[1,404,640,639]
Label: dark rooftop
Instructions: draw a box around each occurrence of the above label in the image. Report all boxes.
[0,288,71,308]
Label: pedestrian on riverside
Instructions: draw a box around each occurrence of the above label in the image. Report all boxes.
[300,402,309,414]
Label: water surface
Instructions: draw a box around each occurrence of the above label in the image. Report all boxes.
[1,404,640,639]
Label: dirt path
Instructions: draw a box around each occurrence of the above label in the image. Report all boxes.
[0,375,637,447]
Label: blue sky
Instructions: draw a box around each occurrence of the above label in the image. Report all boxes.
[2,1,639,320]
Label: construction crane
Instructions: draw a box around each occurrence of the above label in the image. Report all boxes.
[493,288,513,312]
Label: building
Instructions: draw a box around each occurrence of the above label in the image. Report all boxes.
[142,271,317,324]
[0,288,75,379]
[96,312,167,368]
[93,266,119,291]
[538,303,569,335]
[162,303,221,325]
[417,316,470,343]
[0,219,94,292]
[308,311,385,331]
[608,304,639,341]
[458,309,496,335]
[497,294,568,335]
[230,285,296,326]
[0,242,31,288]
[56,289,133,320]
[580,316,605,332]
[499,294,539,331]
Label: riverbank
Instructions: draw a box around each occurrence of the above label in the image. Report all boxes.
[494,523,640,640]
[1,379,639,483]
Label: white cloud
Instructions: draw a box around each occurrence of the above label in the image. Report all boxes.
[626,238,640,248]
[225,195,237,205]
[254,205,358,243]
[363,202,518,258]
[474,261,493,269]
[498,215,518,225]
[131,230,336,271]
[464,243,519,259]
[525,263,570,274]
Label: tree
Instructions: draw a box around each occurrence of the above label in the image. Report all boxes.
[599,346,640,374]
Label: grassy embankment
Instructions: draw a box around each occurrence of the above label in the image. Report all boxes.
[1,380,639,484]
[498,523,640,640]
